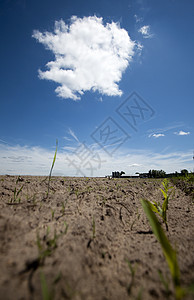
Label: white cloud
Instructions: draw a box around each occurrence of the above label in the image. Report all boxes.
[129,163,142,167]
[134,14,143,23]
[147,123,184,135]
[0,139,7,144]
[68,128,80,142]
[174,130,190,136]
[138,25,154,38]
[149,133,165,138]
[32,16,136,100]
[0,142,193,176]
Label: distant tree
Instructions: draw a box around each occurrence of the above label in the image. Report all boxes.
[148,169,166,178]
[159,170,166,178]
[112,171,125,178]
[181,169,189,177]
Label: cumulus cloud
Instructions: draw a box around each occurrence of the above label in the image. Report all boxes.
[149,133,165,138]
[138,25,154,38]
[174,130,190,136]
[32,16,136,100]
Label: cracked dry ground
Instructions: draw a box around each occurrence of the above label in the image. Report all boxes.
[0,175,194,300]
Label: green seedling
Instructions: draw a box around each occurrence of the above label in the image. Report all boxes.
[63,221,69,235]
[37,223,68,264]
[136,288,143,300]
[116,183,120,191]
[61,200,67,215]
[131,208,140,231]
[126,259,137,295]
[53,272,62,285]
[86,186,92,193]
[141,199,185,300]
[102,196,107,206]
[47,139,58,198]
[40,271,54,300]
[149,179,173,231]
[10,176,24,203]
[13,185,23,203]
[75,189,79,198]
[92,217,96,239]
[87,217,96,248]
[36,227,55,262]
[51,209,55,221]
[158,270,171,298]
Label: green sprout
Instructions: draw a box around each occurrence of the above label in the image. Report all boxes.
[10,176,24,203]
[51,209,55,221]
[92,217,96,240]
[61,200,67,215]
[75,189,79,198]
[131,208,140,231]
[47,139,58,198]
[158,270,171,298]
[141,199,185,300]
[37,223,68,264]
[126,259,137,295]
[148,179,173,231]
[40,271,54,300]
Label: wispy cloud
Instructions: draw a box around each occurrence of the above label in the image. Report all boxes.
[63,128,80,142]
[128,163,142,167]
[138,25,154,38]
[0,142,193,176]
[147,123,185,135]
[149,133,165,138]
[0,139,8,144]
[174,130,190,136]
[134,14,143,23]
[33,16,136,100]
[68,128,80,142]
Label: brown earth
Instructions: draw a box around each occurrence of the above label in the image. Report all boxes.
[0,175,193,300]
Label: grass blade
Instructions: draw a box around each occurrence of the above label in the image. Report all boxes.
[141,199,180,291]
[47,139,58,197]
[49,139,58,179]
[40,271,53,300]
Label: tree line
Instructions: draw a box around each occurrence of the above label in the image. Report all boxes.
[148,169,189,178]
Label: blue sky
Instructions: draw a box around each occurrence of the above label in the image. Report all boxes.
[0,0,193,176]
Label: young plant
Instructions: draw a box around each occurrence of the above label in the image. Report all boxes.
[149,179,173,231]
[36,227,56,263]
[141,199,185,300]
[92,217,96,240]
[40,271,54,300]
[10,176,24,203]
[102,196,107,206]
[131,208,140,231]
[75,189,79,198]
[51,209,55,221]
[158,270,171,298]
[37,223,68,264]
[61,200,67,215]
[87,217,96,248]
[47,139,58,198]
[126,259,137,295]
